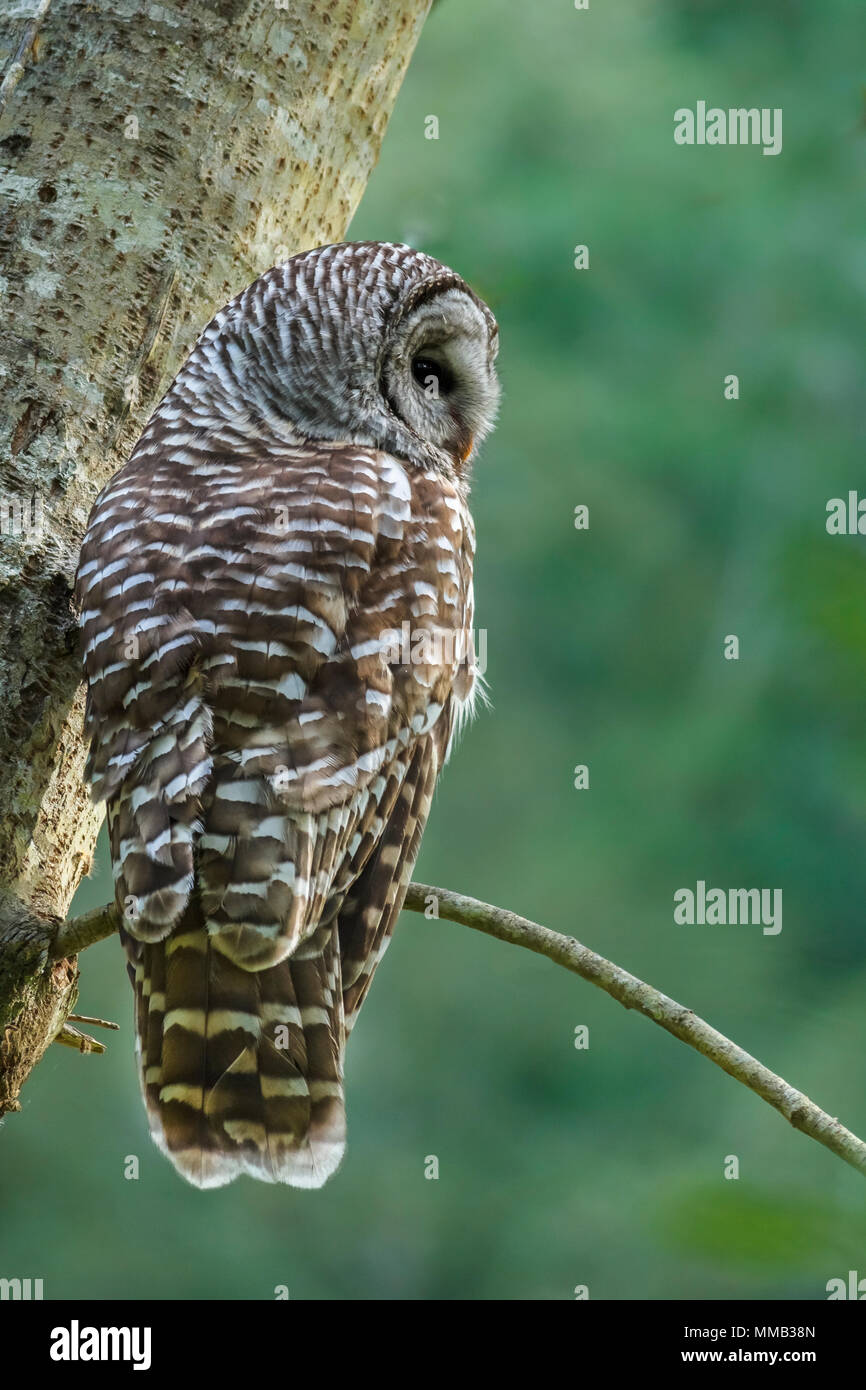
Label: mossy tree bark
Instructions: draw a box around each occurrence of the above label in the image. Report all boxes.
[0,0,431,1115]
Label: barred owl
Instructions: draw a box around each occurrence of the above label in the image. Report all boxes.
[75,242,499,1189]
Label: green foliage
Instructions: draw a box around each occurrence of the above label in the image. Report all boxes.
[657,1183,850,1270]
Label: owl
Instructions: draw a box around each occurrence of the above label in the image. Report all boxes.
[75,242,499,1189]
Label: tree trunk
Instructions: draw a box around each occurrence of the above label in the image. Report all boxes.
[0,0,431,1115]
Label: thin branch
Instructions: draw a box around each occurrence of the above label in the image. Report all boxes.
[51,902,119,960]
[54,1023,107,1055]
[67,1013,119,1031]
[52,883,866,1178]
[403,883,866,1179]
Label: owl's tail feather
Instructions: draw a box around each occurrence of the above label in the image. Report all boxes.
[124,907,346,1189]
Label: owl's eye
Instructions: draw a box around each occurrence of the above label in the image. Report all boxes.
[411,355,455,397]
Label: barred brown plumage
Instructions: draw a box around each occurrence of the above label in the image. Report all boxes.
[75,241,499,1188]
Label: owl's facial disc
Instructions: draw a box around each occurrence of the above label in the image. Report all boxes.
[381,286,499,472]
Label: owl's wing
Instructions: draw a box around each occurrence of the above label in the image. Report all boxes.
[78,443,474,955]
[338,710,452,1035]
[191,449,476,972]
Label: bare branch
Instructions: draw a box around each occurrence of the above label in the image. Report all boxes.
[54,1023,107,1055]
[403,882,866,1179]
[51,903,119,961]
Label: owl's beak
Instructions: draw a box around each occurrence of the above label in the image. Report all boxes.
[459,435,474,465]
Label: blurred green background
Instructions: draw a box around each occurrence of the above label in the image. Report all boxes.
[4,0,866,1300]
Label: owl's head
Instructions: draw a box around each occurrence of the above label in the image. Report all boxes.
[376,266,500,473]
[176,242,500,477]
